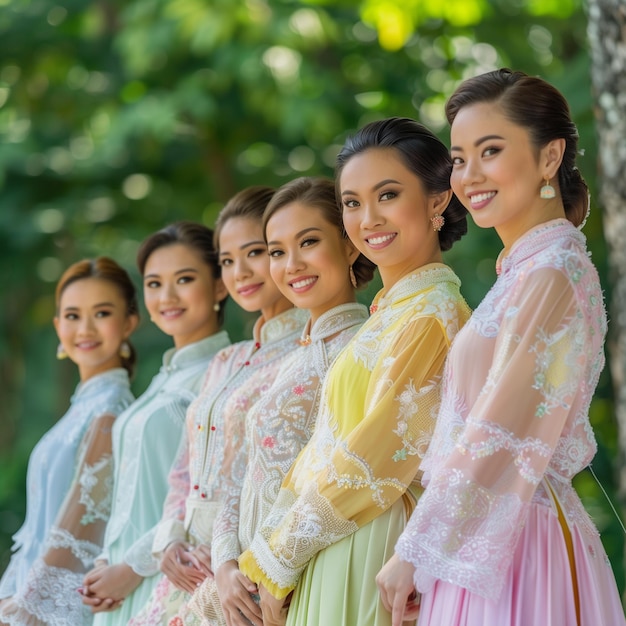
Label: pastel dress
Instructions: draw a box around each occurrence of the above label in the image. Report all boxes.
[128,307,307,626]
[92,332,231,626]
[239,265,471,626]
[395,220,626,625]
[189,302,370,624]
[0,368,134,625]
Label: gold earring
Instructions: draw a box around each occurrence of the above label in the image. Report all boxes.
[56,344,68,360]
[213,302,220,312]
[431,213,445,232]
[119,341,131,359]
[349,265,358,289]
[540,177,556,199]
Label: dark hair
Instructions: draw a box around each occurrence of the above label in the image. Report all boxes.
[445,68,588,227]
[335,117,468,252]
[213,186,276,249]
[56,257,139,377]
[262,177,376,289]
[136,221,227,325]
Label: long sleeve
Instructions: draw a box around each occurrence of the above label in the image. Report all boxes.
[211,341,327,570]
[124,394,193,576]
[210,411,249,570]
[151,431,190,558]
[0,413,117,624]
[396,266,600,600]
[240,315,452,598]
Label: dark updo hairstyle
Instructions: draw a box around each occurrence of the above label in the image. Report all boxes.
[213,186,276,250]
[262,177,376,289]
[445,68,588,228]
[335,117,468,252]
[55,257,139,377]
[137,221,227,325]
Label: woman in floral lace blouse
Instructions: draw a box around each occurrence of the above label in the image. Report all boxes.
[238,118,471,626]
[377,69,626,625]
[0,258,139,625]
[188,176,374,625]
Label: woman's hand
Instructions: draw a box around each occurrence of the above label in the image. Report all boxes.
[259,584,289,626]
[186,543,213,578]
[81,562,142,613]
[215,560,263,626]
[376,553,421,626]
[160,541,206,593]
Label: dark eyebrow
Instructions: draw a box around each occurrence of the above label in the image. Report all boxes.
[267,227,322,247]
[219,240,266,257]
[241,240,266,249]
[144,267,199,279]
[450,134,505,152]
[341,178,402,197]
[63,302,115,312]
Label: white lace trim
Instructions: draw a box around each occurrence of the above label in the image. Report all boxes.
[124,528,160,577]
[46,527,100,568]
[0,558,92,625]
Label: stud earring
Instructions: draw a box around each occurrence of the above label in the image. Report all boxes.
[213,302,220,312]
[119,341,131,359]
[431,213,445,232]
[349,265,358,289]
[540,177,556,199]
[56,344,68,360]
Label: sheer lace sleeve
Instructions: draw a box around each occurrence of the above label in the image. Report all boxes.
[240,316,452,598]
[46,412,117,570]
[0,413,116,625]
[396,268,600,600]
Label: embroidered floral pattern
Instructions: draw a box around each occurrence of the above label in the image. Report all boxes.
[240,266,471,597]
[396,220,609,601]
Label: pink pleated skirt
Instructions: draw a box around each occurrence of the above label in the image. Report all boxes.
[417,502,626,625]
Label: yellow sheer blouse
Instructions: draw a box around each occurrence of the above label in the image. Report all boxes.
[239,264,471,598]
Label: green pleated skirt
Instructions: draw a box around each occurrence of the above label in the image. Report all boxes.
[285,494,417,626]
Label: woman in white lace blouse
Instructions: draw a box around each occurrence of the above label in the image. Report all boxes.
[0,257,139,625]
[189,176,374,625]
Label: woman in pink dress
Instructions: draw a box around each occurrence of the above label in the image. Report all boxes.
[376,68,626,625]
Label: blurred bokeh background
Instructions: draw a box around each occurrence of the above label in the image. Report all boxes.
[0,0,623,596]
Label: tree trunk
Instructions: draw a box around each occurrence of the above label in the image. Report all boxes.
[587,2,626,507]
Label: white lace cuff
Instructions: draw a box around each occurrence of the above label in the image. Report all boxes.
[152,519,186,559]
[124,529,159,577]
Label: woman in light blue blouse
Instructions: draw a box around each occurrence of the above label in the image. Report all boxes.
[81,222,231,625]
[0,257,140,625]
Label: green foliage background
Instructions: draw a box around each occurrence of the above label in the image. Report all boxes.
[1,0,623,593]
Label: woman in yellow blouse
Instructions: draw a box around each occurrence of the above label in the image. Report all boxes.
[238,117,472,626]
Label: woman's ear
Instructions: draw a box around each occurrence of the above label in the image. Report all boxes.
[53,316,60,340]
[213,277,228,304]
[430,189,453,217]
[123,313,140,339]
[542,138,566,179]
[343,237,361,266]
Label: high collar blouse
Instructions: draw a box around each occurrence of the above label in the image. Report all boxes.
[101,332,230,560]
[239,265,471,598]
[395,219,608,600]
[210,302,370,572]
[153,307,307,554]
